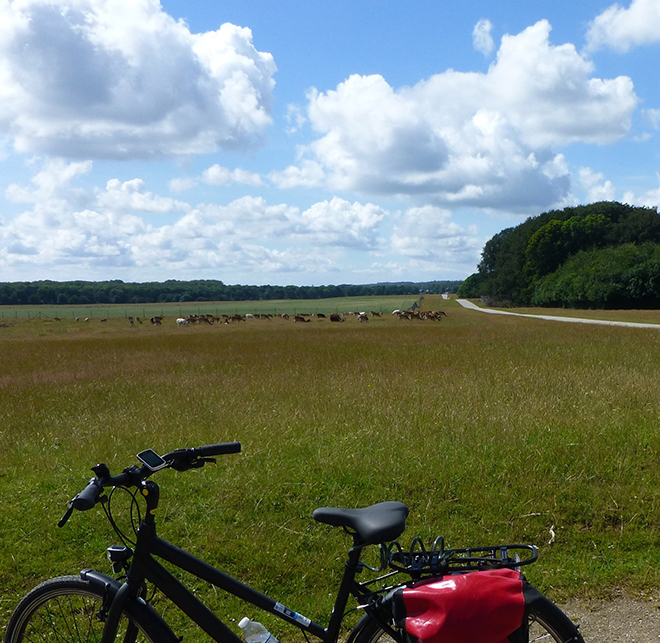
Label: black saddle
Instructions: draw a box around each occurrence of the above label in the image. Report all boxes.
[313,501,409,545]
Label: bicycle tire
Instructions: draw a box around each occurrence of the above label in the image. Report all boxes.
[353,595,584,643]
[4,575,178,643]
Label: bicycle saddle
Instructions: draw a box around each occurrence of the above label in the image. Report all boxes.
[312,501,409,545]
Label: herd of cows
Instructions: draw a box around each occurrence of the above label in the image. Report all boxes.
[30,309,447,327]
[170,309,448,326]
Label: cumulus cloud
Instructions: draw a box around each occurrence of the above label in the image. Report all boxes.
[96,179,191,213]
[292,198,385,249]
[278,20,636,212]
[578,167,616,202]
[623,174,660,209]
[391,206,482,262]
[585,0,660,52]
[3,161,427,280]
[473,19,495,56]
[0,0,276,159]
[202,165,265,187]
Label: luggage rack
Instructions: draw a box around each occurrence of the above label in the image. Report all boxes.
[382,536,538,577]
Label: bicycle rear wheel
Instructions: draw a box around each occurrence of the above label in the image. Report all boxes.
[354,596,584,643]
[4,575,177,643]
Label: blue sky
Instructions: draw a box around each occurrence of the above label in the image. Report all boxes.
[0,0,659,285]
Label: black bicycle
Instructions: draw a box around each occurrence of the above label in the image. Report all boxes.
[4,442,584,643]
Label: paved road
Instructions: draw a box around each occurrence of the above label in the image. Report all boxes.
[456,299,660,329]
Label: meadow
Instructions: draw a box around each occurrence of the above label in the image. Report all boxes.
[0,294,420,322]
[2,296,660,640]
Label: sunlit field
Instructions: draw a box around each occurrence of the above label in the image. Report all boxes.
[2,296,660,640]
[0,294,420,322]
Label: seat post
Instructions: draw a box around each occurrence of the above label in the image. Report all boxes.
[326,544,364,639]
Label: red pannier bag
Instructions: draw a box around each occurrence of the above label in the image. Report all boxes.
[383,568,535,643]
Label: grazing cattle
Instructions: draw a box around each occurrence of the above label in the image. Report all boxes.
[150,316,163,325]
[370,311,382,317]
[135,317,143,324]
[279,313,289,320]
[75,317,80,322]
[128,316,134,326]
[84,318,90,322]
[392,309,402,315]
[231,314,246,323]
[329,313,344,322]
[358,314,369,323]
[100,318,108,323]
[316,313,326,318]
[176,318,189,326]
[53,317,61,322]
[294,315,310,323]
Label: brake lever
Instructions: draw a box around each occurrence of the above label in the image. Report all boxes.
[190,457,217,469]
[170,456,216,471]
[58,501,74,528]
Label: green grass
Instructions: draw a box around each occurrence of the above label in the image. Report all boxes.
[0,294,419,321]
[2,296,660,640]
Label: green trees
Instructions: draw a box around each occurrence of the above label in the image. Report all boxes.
[458,202,660,308]
[0,279,463,306]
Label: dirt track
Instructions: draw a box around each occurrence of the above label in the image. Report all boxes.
[563,598,660,641]
[455,299,660,329]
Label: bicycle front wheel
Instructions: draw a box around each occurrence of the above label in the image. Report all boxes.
[354,596,584,643]
[4,575,176,643]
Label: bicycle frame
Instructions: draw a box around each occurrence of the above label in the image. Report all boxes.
[98,481,377,643]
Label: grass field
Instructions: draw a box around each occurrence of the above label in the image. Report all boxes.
[2,295,660,640]
[0,294,420,321]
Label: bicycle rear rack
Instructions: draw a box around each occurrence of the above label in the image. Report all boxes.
[383,536,538,577]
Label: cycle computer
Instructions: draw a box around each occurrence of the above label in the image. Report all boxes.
[137,449,168,471]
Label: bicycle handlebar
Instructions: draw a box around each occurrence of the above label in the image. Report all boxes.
[72,479,104,510]
[58,441,241,527]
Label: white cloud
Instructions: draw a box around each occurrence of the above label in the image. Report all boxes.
[202,165,265,187]
[169,177,199,193]
[643,108,660,129]
[96,179,191,214]
[1,161,397,279]
[5,158,92,203]
[391,206,482,264]
[586,0,660,52]
[0,0,276,159]
[281,20,636,212]
[269,160,326,189]
[578,167,617,202]
[623,174,660,209]
[293,197,385,249]
[473,19,494,56]
[285,104,307,134]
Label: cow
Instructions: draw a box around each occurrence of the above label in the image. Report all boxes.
[358,314,369,323]
[294,315,310,323]
[176,318,189,326]
[329,313,344,322]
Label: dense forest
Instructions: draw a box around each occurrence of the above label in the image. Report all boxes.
[0,279,462,306]
[458,202,660,308]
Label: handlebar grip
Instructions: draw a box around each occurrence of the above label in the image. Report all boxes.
[72,479,103,510]
[197,441,241,457]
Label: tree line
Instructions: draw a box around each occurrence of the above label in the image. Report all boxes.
[458,201,660,308]
[0,279,462,306]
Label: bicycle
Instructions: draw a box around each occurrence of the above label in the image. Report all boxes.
[4,442,584,643]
